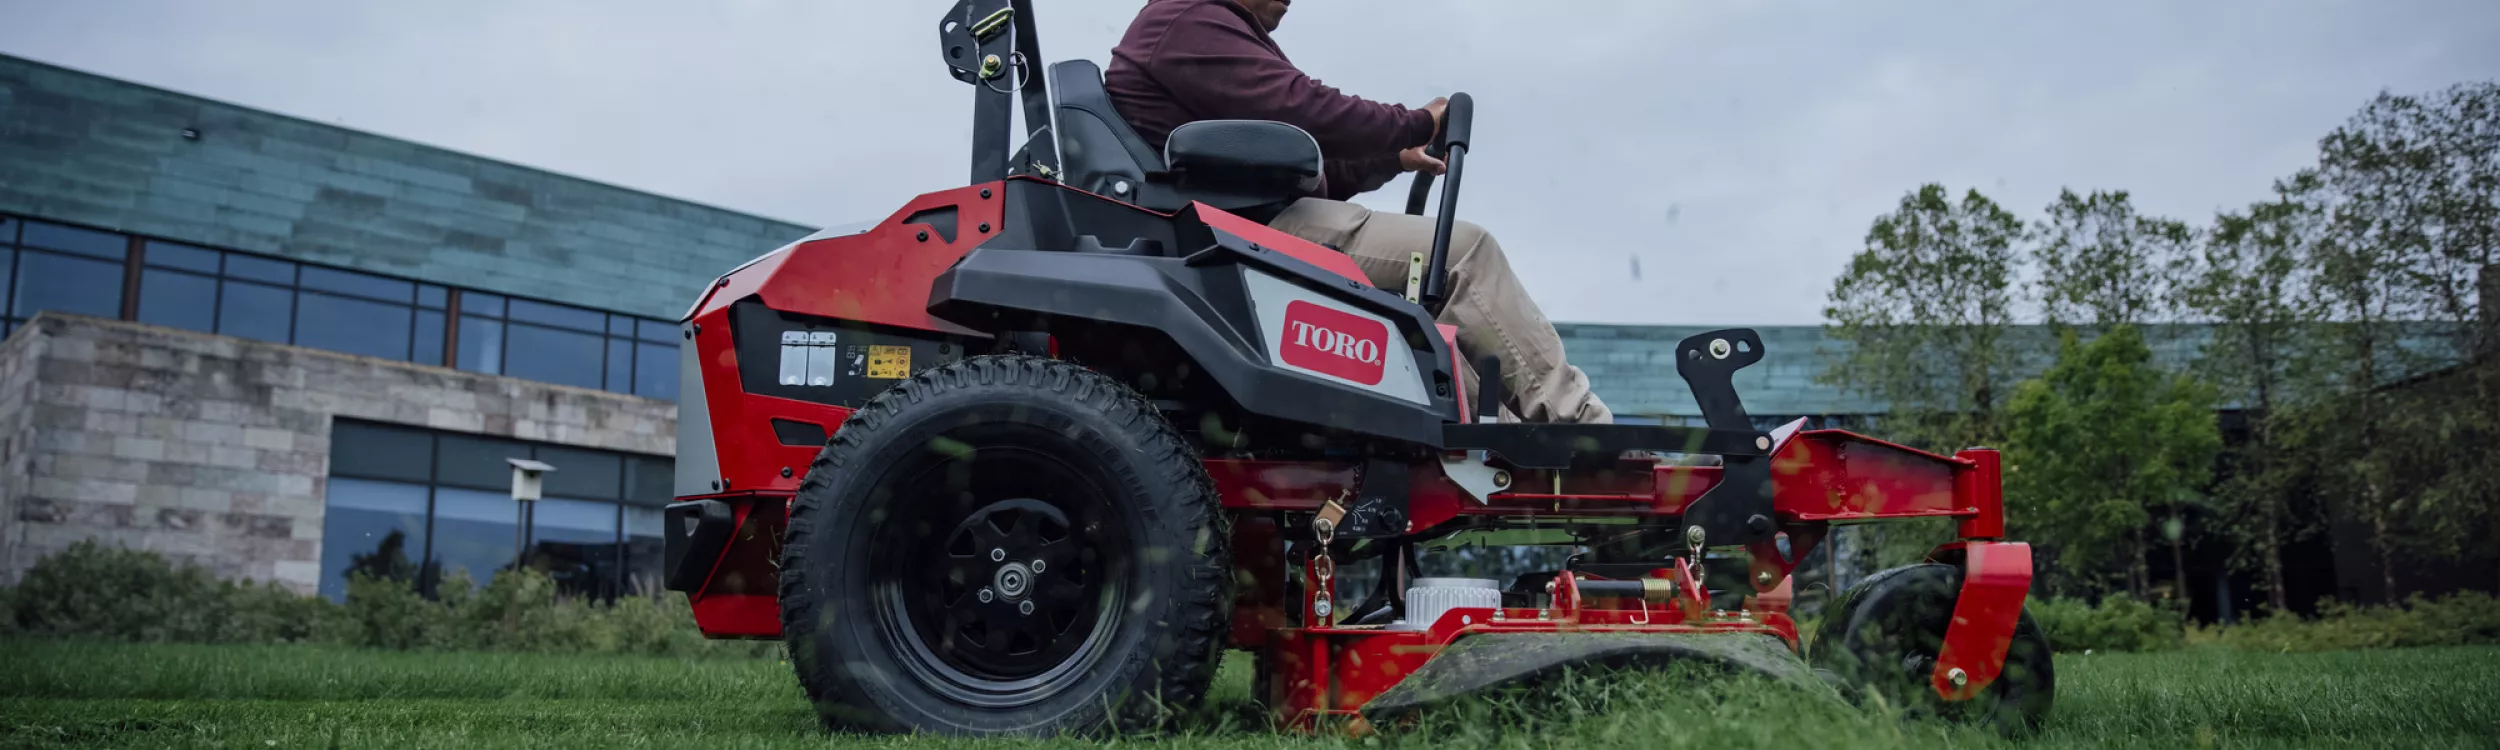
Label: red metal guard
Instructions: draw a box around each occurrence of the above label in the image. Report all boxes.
[1926,540,2032,699]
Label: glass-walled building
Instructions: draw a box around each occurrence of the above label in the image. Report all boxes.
[0,53,811,600]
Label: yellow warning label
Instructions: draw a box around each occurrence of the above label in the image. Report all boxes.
[866,345,912,379]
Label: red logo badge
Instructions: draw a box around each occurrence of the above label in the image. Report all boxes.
[1282,300,1388,386]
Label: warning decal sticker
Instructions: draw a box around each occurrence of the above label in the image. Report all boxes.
[866,345,912,379]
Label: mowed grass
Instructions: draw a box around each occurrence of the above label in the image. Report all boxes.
[2,638,2496,749]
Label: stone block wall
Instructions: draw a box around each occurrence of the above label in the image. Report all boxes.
[0,312,677,592]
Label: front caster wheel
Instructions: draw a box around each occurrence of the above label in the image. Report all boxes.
[1809,563,2055,735]
[777,355,1231,737]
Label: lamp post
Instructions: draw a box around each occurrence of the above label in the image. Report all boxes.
[508,458,557,571]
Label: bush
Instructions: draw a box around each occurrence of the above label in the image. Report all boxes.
[2028,592,2187,653]
[2197,592,2500,652]
[2,539,777,660]
[5,540,330,644]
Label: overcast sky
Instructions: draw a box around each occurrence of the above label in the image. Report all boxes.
[4,0,2496,325]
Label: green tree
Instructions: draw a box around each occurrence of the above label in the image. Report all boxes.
[1820,185,2030,572]
[2299,82,2499,601]
[2033,188,2198,331]
[1820,184,2029,453]
[2005,325,2223,600]
[2028,188,2205,598]
[2312,82,2499,593]
[2179,172,2329,614]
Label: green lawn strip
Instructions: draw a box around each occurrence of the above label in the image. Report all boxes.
[2,639,2495,749]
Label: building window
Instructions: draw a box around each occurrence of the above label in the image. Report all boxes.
[0,212,680,401]
[455,294,678,399]
[319,420,675,602]
[4,219,127,329]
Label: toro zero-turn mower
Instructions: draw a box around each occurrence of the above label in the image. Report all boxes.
[661,0,2055,738]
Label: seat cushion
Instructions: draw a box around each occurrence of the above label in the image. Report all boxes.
[1163,119,1323,193]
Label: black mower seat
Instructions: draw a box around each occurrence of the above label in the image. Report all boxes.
[1047,59,1319,219]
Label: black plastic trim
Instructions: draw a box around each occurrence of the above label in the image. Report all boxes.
[663,499,737,592]
[903,206,959,244]
[771,418,829,447]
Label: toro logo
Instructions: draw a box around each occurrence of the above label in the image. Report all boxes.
[1281,300,1388,386]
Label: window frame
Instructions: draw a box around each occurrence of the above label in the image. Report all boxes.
[323,419,675,601]
[0,212,680,401]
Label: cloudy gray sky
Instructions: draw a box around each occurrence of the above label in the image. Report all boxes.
[4,0,2496,325]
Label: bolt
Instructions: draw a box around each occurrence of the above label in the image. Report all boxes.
[980,188,993,199]
[1948,668,1969,687]
[916,230,929,242]
[992,548,1006,562]
[979,588,994,603]
[1755,570,1775,586]
[1755,435,1771,451]
[1709,338,1731,359]
[1493,471,1511,488]
[1685,526,1706,547]
[780,467,793,478]
[1314,600,1333,618]
[1031,560,1046,573]
[1019,600,1034,615]
[978,222,992,233]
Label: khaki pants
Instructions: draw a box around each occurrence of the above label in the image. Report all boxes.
[1267,198,1612,424]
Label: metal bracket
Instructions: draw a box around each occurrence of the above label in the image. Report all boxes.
[1440,451,1511,504]
[1405,251,1426,303]
[1339,457,1413,539]
[1669,328,1777,548]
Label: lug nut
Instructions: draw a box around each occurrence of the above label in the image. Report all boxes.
[979,588,994,603]
[1019,600,1035,615]
[1031,560,1046,573]
[991,548,1006,562]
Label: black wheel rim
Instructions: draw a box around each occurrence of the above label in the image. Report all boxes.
[865,422,1131,708]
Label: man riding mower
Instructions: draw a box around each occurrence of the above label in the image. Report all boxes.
[658,0,2055,738]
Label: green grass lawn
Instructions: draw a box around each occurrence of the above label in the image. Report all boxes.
[3,638,2495,749]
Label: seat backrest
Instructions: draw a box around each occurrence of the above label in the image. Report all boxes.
[1048,59,1165,202]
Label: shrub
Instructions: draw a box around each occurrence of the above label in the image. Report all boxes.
[3,540,777,659]
[2198,592,2500,652]
[2027,592,2187,653]
[6,539,320,644]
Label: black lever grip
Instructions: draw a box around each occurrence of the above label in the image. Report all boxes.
[1439,92,1473,152]
[1405,92,1472,216]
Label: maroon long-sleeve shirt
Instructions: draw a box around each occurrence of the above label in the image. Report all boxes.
[1104,0,1439,201]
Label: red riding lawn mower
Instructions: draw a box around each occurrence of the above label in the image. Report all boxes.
[661,0,2054,738]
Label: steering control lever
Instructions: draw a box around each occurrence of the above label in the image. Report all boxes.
[1402,92,1473,317]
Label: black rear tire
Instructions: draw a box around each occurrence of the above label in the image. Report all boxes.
[1809,563,2055,735]
[777,355,1232,737]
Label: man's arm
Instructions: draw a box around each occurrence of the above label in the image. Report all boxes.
[1323,154,1401,201]
[1144,3,1437,159]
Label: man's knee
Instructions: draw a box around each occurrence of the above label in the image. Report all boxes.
[1444,218,1507,272]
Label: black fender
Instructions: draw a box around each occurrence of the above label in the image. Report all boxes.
[926,242,1459,448]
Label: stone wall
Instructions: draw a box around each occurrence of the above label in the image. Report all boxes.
[0,312,677,592]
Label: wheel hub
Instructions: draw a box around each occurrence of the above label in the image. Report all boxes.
[994,561,1033,600]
